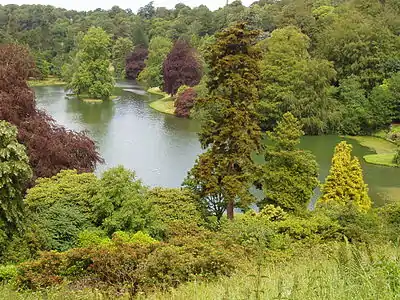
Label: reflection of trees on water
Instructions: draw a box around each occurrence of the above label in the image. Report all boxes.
[65,97,115,142]
[162,114,200,137]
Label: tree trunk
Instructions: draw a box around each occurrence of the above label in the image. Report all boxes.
[227,200,234,220]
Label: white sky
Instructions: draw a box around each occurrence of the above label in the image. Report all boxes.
[0,0,254,12]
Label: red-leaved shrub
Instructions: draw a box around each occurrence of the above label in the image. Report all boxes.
[174,87,197,118]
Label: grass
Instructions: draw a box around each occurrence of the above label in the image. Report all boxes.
[346,135,398,167]
[3,242,400,300]
[70,94,119,103]
[28,76,66,87]
[364,153,397,167]
[147,87,175,115]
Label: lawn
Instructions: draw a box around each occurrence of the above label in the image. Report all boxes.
[28,77,66,87]
[346,135,398,167]
[147,87,175,115]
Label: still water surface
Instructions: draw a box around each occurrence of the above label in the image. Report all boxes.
[34,83,400,206]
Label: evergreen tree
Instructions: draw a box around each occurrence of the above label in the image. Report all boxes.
[0,121,32,233]
[68,27,114,99]
[189,22,262,219]
[319,141,371,211]
[257,112,319,211]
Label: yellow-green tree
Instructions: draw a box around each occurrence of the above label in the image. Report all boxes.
[319,141,371,211]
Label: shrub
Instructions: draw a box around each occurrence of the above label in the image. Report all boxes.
[125,46,148,80]
[393,148,400,166]
[174,87,197,118]
[0,265,17,283]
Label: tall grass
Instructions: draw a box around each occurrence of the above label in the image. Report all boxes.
[2,242,400,300]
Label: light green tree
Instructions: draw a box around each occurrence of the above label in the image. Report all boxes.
[112,37,133,79]
[68,27,114,99]
[257,112,319,212]
[259,26,336,134]
[138,36,172,89]
[319,141,371,211]
[189,23,262,220]
[0,121,32,232]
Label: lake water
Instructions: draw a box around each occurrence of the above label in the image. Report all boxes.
[34,83,400,206]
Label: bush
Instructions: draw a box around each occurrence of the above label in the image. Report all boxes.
[174,87,197,118]
[0,265,17,283]
[17,233,237,294]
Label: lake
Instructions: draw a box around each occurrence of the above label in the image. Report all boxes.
[34,83,400,206]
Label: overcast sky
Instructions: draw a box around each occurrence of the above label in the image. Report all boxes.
[0,0,254,12]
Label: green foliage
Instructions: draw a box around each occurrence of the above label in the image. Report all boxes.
[0,265,17,283]
[92,166,159,236]
[138,36,172,89]
[112,37,133,78]
[257,113,319,211]
[319,141,372,211]
[393,148,400,166]
[191,22,262,219]
[259,26,337,134]
[148,187,203,237]
[77,229,111,248]
[68,27,114,99]
[0,121,32,233]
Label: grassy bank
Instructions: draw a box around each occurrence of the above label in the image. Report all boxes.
[148,87,175,115]
[28,77,66,87]
[346,135,397,167]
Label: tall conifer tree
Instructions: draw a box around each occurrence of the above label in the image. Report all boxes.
[189,22,262,219]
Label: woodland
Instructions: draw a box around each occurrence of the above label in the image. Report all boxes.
[0,0,400,299]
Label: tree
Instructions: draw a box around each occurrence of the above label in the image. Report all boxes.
[92,166,159,236]
[190,22,262,220]
[112,37,134,78]
[174,87,197,118]
[0,44,103,180]
[257,112,319,211]
[137,36,172,88]
[125,45,149,80]
[319,141,371,211]
[259,26,337,134]
[0,121,32,233]
[138,2,156,20]
[68,27,114,99]
[162,39,202,95]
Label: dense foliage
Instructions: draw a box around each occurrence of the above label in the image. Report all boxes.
[0,121,31,237]
[174,87,197,118]
[257,113,319,211]
[319,141,372,211]
[162,40,202,95]
[125,45,148,80]
[189,23,262,219]
[67,27,114,99]
[0,44,102,180]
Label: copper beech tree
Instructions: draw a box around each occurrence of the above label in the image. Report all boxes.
[162,40,202,95]
[0,44,103,181]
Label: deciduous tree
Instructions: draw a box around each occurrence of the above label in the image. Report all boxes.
[162,39,202,95]
[125,45,148,80]
[0,121,32,233]
[112,37,134,78]
[68,27,114,99]
[0,44,103,180]
[138,36,172,88]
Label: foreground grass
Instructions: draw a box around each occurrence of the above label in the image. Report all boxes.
[28,77,66,87]
[3,243,400,300]
[147,87,175,115]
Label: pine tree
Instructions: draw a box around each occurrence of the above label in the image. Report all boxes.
[189,22,262,220]
[258,112,319,211]
[319,141,371,211]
